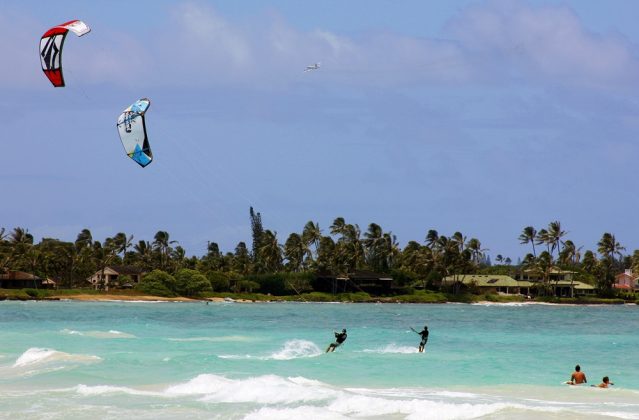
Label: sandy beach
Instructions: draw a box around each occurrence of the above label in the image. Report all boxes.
[53,294,205,302]
[51,294,259,303]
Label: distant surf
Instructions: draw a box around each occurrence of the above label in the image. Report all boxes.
[60,329,136,339]
[360,343,418,354]
[219,339,322,360]
[13,347,102,368]
[167,335,254,343]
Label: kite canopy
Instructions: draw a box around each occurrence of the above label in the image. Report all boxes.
[117,98,153,168]
[39,20,90,87]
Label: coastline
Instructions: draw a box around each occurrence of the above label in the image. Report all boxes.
[51,294,257,303]
[0,288,632,305]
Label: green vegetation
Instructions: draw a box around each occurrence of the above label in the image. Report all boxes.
[0,216,636,303]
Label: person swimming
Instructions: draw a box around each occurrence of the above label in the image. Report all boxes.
[414,325,429,353]
[567,364,587,385]
[326,329,347,352]
[594,376,614,388]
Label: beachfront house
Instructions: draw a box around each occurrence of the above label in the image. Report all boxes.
[614,269,638,292]
[546,280,595,297]
[516,268,595,297]
[516,268,577,283]
[313,270,394,295]
[88,266,146,291]
[441,270,596,298]
[441,274,521,295]
[0,270,57,289]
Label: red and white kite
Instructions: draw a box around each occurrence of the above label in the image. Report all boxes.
[39,20,90,87]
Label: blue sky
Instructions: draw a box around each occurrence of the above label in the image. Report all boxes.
[2,0,639,261]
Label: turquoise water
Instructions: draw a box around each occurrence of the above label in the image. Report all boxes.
[0,300,638,419]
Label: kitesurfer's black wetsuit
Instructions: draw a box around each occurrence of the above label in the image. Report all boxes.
[327,331,347,352]
[418,328,429,352]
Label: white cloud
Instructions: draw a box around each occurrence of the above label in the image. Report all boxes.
[446,0,639,87]
[2,1,638,91]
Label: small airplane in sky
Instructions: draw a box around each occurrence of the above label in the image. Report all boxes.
[304,62,320,72]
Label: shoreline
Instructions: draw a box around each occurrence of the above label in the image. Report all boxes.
[0,293,633,305]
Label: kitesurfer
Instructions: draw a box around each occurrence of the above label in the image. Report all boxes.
[326,329,347,352]
[414,325,429,353]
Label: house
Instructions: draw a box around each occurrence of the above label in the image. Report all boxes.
[314,270,394,295]
[88,266,146,291]
[550,280,596,297]
[515,268,596,297]
[614,269,638,292]
[516,268,577,283]
[0,271,57,289]
[441,272,596,297]
[442,274,521,294]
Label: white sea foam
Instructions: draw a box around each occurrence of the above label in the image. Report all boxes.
[360,343,418,354]
[9,373,636,419]
[269,339,322,360]
[161,374,593,419]
[244,406,350,420]
[165,374,336,404]
[13,348,101,368]
[219,339,322,360]
[60,329,136,339]
[74,384,160,397]
[167,335,254,343]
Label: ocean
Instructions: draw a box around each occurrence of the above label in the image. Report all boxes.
[0,300,637,419]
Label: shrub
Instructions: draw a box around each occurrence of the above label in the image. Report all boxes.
[24,288,41,298]
[235,280,260,293]
[175,269,211,297]
[135,270,176,297]
[206,271,230,292]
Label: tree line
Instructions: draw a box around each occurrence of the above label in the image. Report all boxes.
[0,211,636,297]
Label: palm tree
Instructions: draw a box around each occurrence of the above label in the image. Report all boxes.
[581,250,597,275]
[466,238,486,265]
[331,219,364,272]
[363,223,386,271]
[284,233,305,272]
[547,221,567,258]
[301,221,321,262]
[536,251,553,295]
[381,232,400,272]
[425,230,439,249]
[329,217,347,237]
[170,246,187,271]
[75,229,93,249]
[133,240,153,270]
[535,229,551,254]
[316,236,337,273]
[518,226,537,257]
[559,240,581,266]
[113,232,134,257]
[451,231,466,253]
[560,240,582,297]
[258,230,283,272]
[233,242,251,275]
[597,233,625,295]
[597,233,625,263]
[10,227,34,245]
[153,231,177,271]
[93,240,118,290]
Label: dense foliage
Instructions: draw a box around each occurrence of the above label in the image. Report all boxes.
[0,216,635,299]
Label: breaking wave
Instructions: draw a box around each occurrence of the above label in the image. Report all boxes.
[218,339,322,360]
[13,348,102,368]
[60,329,136,339]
